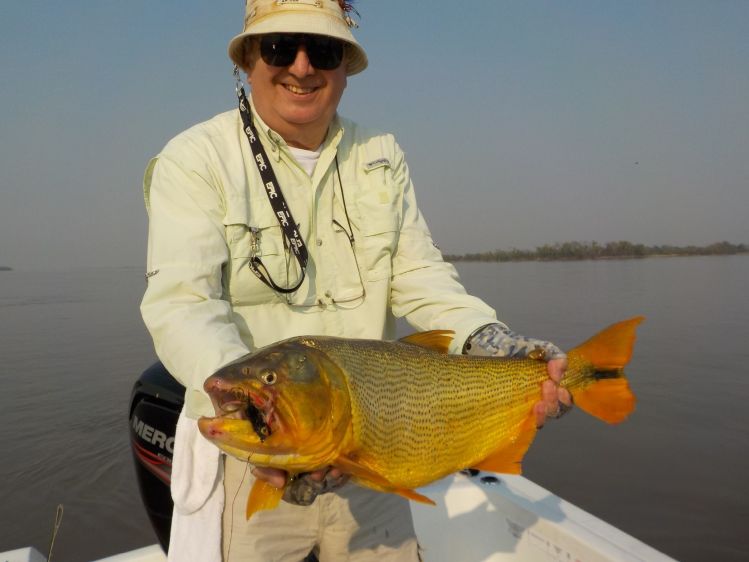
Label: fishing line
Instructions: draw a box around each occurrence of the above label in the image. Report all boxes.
[46,503,63,562]
[226,455,252,561]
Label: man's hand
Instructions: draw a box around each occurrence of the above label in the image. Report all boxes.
[210,401,349,505]
[250,466,349,506]
[535,356,573,428]
[250,466,287,489]
[463,323,573,428]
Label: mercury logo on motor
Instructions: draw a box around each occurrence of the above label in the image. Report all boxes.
[132,415,175,454]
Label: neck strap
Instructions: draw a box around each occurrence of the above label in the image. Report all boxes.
[236,84,308,294]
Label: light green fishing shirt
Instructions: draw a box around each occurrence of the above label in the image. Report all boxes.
[141,104,497,419]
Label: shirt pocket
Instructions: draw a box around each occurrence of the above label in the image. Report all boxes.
[223,216,296,306]
[352,174,402,282]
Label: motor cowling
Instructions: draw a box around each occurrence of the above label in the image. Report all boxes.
[129,362,184,552]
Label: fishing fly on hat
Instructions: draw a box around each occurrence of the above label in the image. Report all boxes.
[228,0,368,76]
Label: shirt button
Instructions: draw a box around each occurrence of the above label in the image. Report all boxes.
[316,239,323,246]
[325,290,332,298]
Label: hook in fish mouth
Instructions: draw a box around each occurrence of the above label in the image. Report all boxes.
[246,400,271,442]
[213,387,274,442]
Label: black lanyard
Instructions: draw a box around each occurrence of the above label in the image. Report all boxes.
[236,84,308,294]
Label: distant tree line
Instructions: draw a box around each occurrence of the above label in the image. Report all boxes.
[444,241,748,262]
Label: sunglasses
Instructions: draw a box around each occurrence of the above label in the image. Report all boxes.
[259,33,345,70]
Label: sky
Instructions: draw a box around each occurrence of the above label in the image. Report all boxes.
[1,0,747,270]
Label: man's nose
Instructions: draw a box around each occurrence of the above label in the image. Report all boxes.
[288,45,315,77]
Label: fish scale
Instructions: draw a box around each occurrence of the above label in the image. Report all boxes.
[309,337,549,488]
[199,317,643,517]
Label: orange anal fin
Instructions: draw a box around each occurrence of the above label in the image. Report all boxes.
[572,377,636,424]
[334,456,435,506]
[246,479,284,520]
[471,415,538,475]
[399,330,454,353]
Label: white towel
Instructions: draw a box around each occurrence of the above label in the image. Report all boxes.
[167,410,224,562]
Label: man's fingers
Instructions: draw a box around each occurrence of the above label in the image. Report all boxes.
[534,401,547,428]
[326,467,345,480]
[307,466,347,482]
[251,466,287,489]
[546,357,568,384]
[534,380,560,428]
[535,376,574,427]
[254,465,348,490]
[307,469,327,482]
[542,379,558,412]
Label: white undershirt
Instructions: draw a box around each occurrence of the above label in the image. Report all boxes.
[288,145,321,177]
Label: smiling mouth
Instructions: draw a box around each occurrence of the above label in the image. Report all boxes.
[283,84,318,95]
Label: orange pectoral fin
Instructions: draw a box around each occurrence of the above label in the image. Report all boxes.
[335,455,397,488]
[246,479,285,520]
[393,487,436,506]
[471,414,538,475]
[335,456,436,506]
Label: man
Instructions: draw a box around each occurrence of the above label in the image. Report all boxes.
[141,1,571,560]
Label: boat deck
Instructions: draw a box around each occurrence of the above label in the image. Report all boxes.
[2,473,675,562]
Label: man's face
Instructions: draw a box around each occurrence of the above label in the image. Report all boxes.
[246,36,348,149]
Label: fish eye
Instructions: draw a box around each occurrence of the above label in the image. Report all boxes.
[261,370,278,385]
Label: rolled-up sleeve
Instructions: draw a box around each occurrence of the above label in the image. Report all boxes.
[140,152,249,419]
[388,144,499,354]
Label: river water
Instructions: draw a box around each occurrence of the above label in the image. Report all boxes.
[0,256,747,561]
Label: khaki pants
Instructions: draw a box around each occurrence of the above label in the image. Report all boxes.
[222,455,421,562]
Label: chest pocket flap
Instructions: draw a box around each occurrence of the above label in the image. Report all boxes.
[222,196,294,305]
[351,159,402,280]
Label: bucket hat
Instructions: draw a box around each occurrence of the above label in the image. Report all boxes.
[228,0,368,76]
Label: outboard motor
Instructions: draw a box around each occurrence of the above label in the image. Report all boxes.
[128,362,184,551]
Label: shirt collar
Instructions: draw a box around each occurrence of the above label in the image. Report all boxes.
[246,95,344,163]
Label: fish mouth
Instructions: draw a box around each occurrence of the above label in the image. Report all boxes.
[208,385,278,442]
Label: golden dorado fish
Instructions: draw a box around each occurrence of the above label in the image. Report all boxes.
[198,317,644,519]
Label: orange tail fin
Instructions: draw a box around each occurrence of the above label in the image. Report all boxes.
[567,317,644,424]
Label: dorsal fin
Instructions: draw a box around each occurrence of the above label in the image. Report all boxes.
[399,330,454,353]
